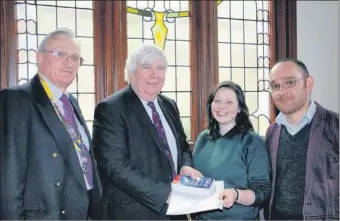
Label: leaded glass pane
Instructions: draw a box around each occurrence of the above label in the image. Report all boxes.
[37,6,57,34]
[76,1,93,9]
[218,0,271,136]
[176,67,191,91]
[218,43,231,67]
[177,92,191,117]
[181,117,191,141]
[219,68,231,82]
[57,1,75,7]
[57,8,76,31]
[127,0,192,140]
[163,67,176,91]
[15,0,95,130]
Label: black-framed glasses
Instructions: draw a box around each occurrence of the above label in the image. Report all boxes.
[42,50,84,66]
[268,77,305,92]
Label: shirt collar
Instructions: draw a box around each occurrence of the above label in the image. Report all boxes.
[221,124,243,138]
[39,73,66,101]
[275,100,317,126]
[138,96,159,107]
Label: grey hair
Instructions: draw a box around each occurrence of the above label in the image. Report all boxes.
[124,43,168,83]
[38,28,80,52]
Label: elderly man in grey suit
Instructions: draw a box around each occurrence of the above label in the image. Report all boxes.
[0,28,101,220]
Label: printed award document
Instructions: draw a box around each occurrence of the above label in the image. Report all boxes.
[166,175,224,215]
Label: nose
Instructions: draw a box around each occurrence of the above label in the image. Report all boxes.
[278,86,288,96]
[150,67,157,78]
[64,56,74,68]
[218,102,228,109]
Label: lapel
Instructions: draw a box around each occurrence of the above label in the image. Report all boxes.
[304,103,325,203]
[269,123,282,209]
[30,74,87,189]
[125,85,174,166]
[158,97,178,137]
[70,95,103,199]
[158,96,180,151]
[270,124,281,180]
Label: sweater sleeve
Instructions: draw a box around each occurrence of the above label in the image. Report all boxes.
[244,132,272,206]
[192,130,209,157]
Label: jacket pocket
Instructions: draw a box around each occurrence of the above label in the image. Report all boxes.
[326,152,339,215]
[327,151,338,179]
[25,208,47,220]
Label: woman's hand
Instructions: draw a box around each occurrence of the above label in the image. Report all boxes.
[218,188,238,208]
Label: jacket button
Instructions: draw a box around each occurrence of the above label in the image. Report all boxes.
[61,210,65,214]
[168,175,172,181]
[56,182,61,186]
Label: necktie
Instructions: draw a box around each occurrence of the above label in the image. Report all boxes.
[60,93,93,188]
[147,101,176,178]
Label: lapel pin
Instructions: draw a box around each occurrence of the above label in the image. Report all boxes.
[52,153,58,158]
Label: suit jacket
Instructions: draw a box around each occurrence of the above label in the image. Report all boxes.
[265,102,339,220]
[0,74,102,220]
[93,84,193,220]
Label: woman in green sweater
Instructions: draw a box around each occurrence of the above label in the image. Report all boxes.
[193,81,271,220]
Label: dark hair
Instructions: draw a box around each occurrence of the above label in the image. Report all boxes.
[206,81,253,141]
[274,58,309,77]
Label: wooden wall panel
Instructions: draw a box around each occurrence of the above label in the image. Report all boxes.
[190,1,219,142]
[0,0,17,90]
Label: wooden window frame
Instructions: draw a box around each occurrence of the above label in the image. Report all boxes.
[0,1,17,89]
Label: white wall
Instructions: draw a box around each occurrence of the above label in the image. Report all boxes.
[297,1,339,112]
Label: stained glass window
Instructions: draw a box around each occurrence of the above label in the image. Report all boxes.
[127,0,192,140]
[218,0,270,136]
[15,0,95,134]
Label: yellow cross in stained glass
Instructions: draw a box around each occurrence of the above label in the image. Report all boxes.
[126,6,189,50]
[127,0,224,50]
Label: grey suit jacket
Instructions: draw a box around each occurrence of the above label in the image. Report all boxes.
[265,102,339,220]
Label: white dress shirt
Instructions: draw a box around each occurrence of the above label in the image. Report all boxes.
[40,74,93,190]
[138,96,179,172]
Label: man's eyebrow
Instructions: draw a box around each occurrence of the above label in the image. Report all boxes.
[53,49,81,56]
[281,76,297,80]
[270,76,297,83]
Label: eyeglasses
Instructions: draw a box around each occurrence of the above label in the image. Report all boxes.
[268,77,305,92]
[41,50,84,66]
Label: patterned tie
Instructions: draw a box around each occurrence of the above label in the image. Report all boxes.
[147,101,176,178]
[60,93,93,188]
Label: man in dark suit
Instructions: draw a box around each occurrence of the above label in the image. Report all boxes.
[0,28,101,220]
[93,43,202,220]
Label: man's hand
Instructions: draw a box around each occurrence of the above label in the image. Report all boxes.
[179,166,203,179]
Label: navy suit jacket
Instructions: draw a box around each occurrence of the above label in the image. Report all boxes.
[93,84,192,220]
[0,74,102,220]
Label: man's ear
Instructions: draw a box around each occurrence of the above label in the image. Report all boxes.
[128,71,135,82]
[36,52,42,65]
[306,75,314,92]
